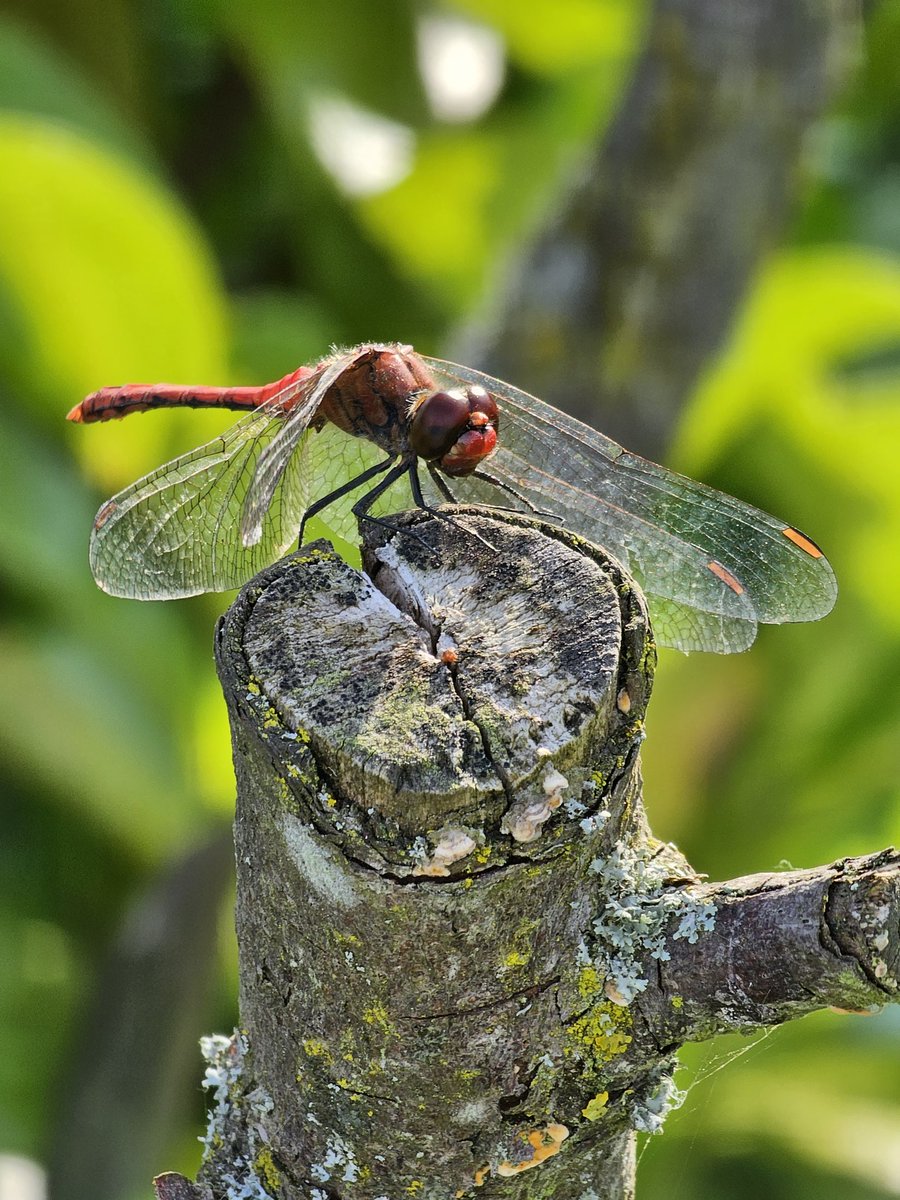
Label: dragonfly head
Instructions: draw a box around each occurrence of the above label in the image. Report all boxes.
[408,385,499,477]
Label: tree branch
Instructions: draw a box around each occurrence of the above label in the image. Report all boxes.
[638,851,900,1047]
[157,515,895,1199]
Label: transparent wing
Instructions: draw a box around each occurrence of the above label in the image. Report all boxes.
[296,421,398,547]
[241,348,373,547]
[89,407,315,599]
[423,357,837,653]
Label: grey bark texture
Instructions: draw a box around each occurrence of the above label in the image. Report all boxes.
[455,0,860,457]
[152,511,898,1200]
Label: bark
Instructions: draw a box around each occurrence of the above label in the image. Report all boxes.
[152,512,898,1200]
[454,0,860,458]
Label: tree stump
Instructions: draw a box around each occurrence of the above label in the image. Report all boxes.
[174,510,898,1200]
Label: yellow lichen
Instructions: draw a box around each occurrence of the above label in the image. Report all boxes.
[499,918,539,973]
[253,1147,281,1194]
[362,1000,395,1036]
[567,1000,633,1068]
[301,1038,331,1062]
[262,707,281,729]
[334,931,361,947]
[582,1091,609,1120]
[577,965,603,1000]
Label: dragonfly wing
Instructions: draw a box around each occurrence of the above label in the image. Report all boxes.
[241,349,372,547]
[424,357,837,653]
[89,408,313,599]
[298,421,397,546]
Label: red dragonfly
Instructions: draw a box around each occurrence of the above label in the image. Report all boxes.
[68,342,836,653]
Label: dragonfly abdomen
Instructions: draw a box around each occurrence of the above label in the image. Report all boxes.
[67,366,313,424]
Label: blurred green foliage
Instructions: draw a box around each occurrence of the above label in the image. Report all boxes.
[0,1,898,1198]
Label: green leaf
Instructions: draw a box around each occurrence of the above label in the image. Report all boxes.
[0,114,229,487]
[454,0,647,74]
[212,0,425,124]
[0,14,151,165]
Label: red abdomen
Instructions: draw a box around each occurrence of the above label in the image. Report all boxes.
[68,366,313,424]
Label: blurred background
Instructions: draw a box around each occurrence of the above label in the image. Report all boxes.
[0,0,899,1197]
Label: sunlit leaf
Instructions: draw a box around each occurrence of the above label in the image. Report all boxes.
[0,628,201,856]
[0,114,229,488]
[453,0,647,73]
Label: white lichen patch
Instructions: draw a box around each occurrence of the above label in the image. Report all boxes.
[630,1067,686,1134]
[200,1032,278,1200]
[280,813,359,909]
[454,1098,494,1126]
[200,1033,243,1151]
[411,826,478,876]
[579,809,610,836]
[309,1133,360,1184]
[589,845,717,1004]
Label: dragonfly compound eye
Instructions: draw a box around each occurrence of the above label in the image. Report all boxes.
[409,389,473,460]
[409,387,500,476]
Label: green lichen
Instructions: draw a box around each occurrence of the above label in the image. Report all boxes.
[670,995,684,1009]
[353,676,454,766]
[500,917,540,973]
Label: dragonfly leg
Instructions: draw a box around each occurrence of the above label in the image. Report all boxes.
[426,462,458,504]
[471,468,560,521]
[298,455,396,546]
[351,461,438,553]
[413,465,497,553]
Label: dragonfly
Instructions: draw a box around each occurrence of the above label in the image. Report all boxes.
[68,342,837,654]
